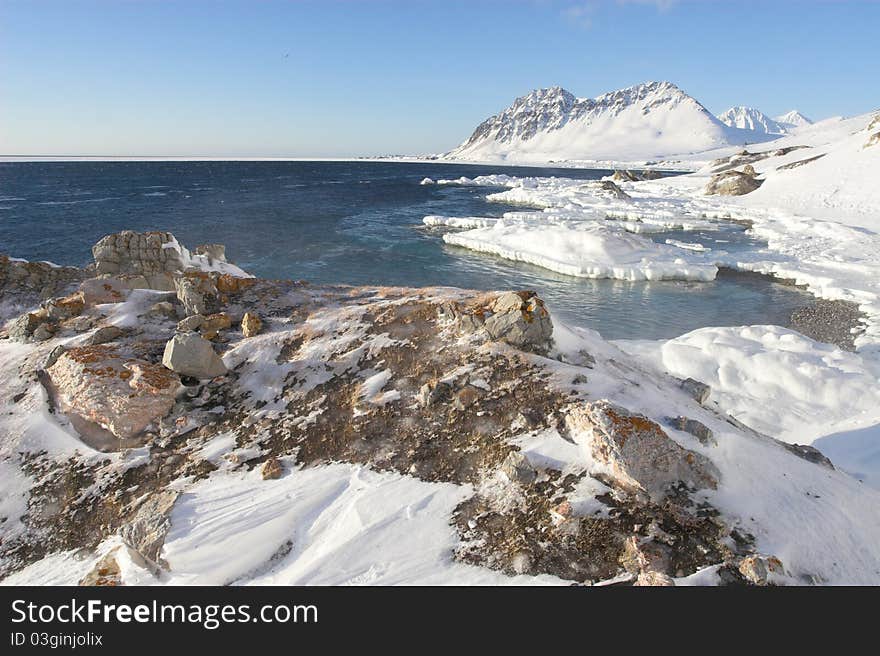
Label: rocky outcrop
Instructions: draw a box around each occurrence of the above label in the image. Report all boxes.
[705,168,763,196]
[48,346,179,441]
[564,400,719,499]
[161,332,227,379]
[0,254,84,302]
[91,231,182,288]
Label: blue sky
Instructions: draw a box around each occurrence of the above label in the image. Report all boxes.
[1,0,878,156]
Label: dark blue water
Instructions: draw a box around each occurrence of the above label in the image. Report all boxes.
[0,161,813,340]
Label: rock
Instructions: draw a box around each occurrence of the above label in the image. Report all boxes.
[633,570,675,586]
[668,416,715,445]
[416,380,445,408]
[174,273,219,316]
[581,180,631,200]
[45,291,85,321]
[453,384,485,410]
[92,230,183,279]
[177,314,205,332]
[146,301,176,318]
[49,346,179,440]
[162,332,227,379]
[86,325,126,346]
[79,277,130,305]
[32,322,56,341]
[44,344,66,369]
[194,243,226,262]
[483,291,553,353]
[7,311,46,342]
[241,311,262,337]
[741,164,756,177]
[783,443,834,469]
[501,450,537,485]
[78,550,123,586]
[563,400,720,499]
[119,490,179,563]
[705,169,763,196]
[261,457,284,480]
[681,378,711,405]
[200,312,232,340]
[620,535,671,575]
[738,554,784,585]
[0,254,84,302]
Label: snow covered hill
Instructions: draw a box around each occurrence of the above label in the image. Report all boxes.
[445,81,778,164]
[718,106,789,135]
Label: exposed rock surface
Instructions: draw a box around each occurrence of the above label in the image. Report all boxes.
[48,346,179,442]
[564,400,719,498]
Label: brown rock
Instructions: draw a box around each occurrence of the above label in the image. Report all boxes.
[261,457,284,480]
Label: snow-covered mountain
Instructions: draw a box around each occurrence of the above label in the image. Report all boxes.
[775,110,813,130]
[718,106,789,135]
[445,81,777,163]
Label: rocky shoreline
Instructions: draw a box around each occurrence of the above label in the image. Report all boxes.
[0,231,875,586]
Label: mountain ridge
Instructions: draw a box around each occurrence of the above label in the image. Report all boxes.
[446,81,779,163]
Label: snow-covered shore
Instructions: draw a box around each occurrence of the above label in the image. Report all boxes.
[424,109,880,490]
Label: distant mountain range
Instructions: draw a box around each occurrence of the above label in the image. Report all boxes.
[444,81,814,163]
[717,106,813,135]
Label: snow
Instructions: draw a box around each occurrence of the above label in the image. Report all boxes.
[159,463,564,585]
[446,81,775,164]
[718,106,788,135]
[444,220,718,281]
[616,325,880,446]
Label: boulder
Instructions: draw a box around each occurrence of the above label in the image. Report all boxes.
[7,310,48,342]
[86,325,127,346]
[705,169,763,196]
[162,333,227,379]
[177,314,205,332]
[483,291,554,353]
[48,346,179,440]
[738,554,784,585]
[241,311,262,337]
[681,378,710,405]
[563,400,720,498]
[261,458,284,480]
[119,490,179,563]
[668,416,715,446]
[200,312,232,340]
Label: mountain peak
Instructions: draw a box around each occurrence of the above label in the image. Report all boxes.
[775,110,813,129]
[718,106,788,135]
[448,80,776,162]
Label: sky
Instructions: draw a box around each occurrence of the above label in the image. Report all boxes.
[1,0,878,157]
